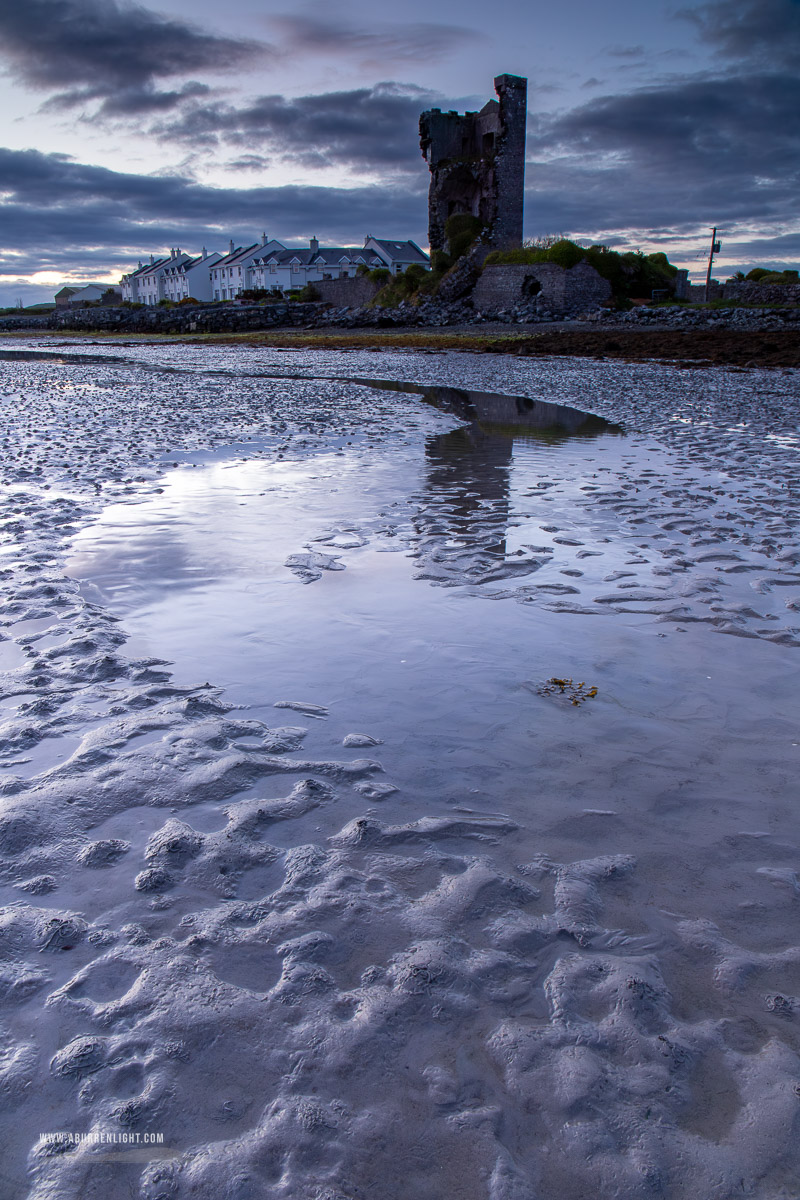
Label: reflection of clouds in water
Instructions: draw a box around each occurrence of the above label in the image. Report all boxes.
[67,448,428,608]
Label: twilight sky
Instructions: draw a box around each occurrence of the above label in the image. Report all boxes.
[0,0,798,304]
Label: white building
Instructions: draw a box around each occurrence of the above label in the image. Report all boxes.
[247,236,430,295]
[121,236,430,304]
[209,236,287,300]
[363,237,430,274]
[162,249,223,302]
[121,249,192,304]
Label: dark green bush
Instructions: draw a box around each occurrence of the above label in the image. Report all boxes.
[445,213,483,260]
[293,282,321,302]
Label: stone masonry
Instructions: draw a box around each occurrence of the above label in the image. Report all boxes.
[472,262,612,313]
[419,75,527,253]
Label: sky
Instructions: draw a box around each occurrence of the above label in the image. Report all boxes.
[0,0,798,305]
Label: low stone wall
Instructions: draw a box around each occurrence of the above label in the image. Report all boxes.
[313,277,380,307]
[0,303,329,335]
[0,315,50,331]
[472,261,612,313]
[722,281,800,304]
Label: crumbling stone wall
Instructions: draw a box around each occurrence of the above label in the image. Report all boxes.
[420,75,527,253]
[472,262,612,313]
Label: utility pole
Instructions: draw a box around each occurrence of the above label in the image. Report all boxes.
[704,227,721,302]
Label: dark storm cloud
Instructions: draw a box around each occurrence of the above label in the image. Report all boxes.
[155,84,436,170]
[0,147,428,275]
[525,64,799,237]
[0,0,267,109]
[681,0,800,69]
[269,12,480,66]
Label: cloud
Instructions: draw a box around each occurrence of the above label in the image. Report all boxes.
[604,45,647,59]
[681,0,800,69]
[0,0,268,110]
[525,68,800,235]
[154,83,437,171]
[0,147,429,280]
[268,11,481,68]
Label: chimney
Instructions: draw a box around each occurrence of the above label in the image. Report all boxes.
[364,235,370,246]
[229,239,235,254]
[309,236,319,254]
[261,232,268,245]
[150,254,155,264]
[201,247,207,259]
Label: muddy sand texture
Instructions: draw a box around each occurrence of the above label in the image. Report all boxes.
[1,339,800,1200]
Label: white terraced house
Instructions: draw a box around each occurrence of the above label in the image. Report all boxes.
[122,236,430,304]
[161,249,223,303]
[120,249,192,305]
[209,236,287,300]
[247,236,431,295]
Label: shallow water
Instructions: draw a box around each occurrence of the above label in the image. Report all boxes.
[1,340,800,1199]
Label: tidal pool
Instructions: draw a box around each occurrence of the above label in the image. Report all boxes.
[1,342,799,1199]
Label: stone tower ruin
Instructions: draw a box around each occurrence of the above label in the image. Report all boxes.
[419,74,527,253]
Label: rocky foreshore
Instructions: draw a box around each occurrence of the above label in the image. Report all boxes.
[3,295,800,338]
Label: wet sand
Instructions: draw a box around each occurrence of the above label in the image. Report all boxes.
[1,338,799,1199]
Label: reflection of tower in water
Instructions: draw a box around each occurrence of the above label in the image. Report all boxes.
[411,385,621,587]
[422,417,514,564]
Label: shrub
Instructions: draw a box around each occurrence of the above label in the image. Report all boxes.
[445,213,483,260]
[293,282,321,302]
[404,263,429,285]
[238,287,274,302]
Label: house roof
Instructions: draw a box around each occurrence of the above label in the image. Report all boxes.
[254,247,385,268]
[135,258,170,280]
[70,284,113,295]
[182,252,222,270]
[212,241,285,270]
[368,238,430,264]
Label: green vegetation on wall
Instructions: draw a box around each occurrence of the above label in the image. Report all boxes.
[372,214,484,307]
[484,238,679,299]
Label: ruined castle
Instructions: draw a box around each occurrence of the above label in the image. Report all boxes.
[419,75,527,253]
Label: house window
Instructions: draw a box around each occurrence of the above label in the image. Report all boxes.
[269,262,276,273]
[292,263,299,273]
[214,290,219,300]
